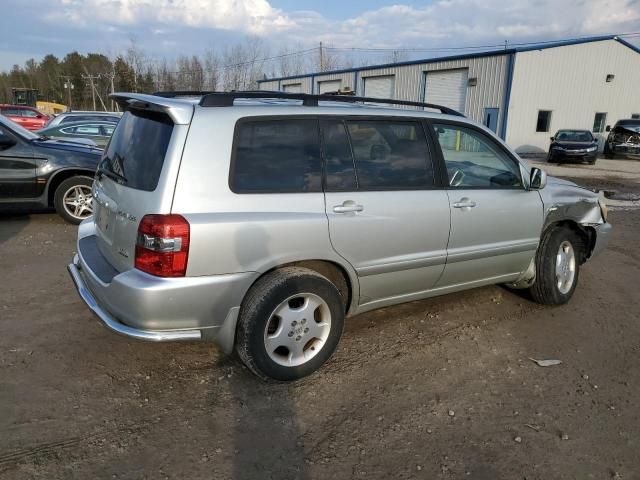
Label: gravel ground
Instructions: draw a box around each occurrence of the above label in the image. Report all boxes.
[1,171,639,479]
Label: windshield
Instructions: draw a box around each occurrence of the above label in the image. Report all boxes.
[617,121,640,133]
[98,109,174,191]
[0,114,39,140]
[555,130,593,142]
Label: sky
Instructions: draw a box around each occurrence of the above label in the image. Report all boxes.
[0,0,639,72]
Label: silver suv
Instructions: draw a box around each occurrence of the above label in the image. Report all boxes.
[68,91,611,381]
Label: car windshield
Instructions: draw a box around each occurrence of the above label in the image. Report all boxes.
[0,114,39,140]
[555,130,593,142]
[617,121,640,133]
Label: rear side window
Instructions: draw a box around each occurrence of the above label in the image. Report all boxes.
[231,119,322,193]
[345,120,434,189]
[321,120,357,191]
[99,109,174,191]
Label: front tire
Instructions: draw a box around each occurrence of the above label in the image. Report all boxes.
[235,267,345,381]
[53,176,94,224]
[529,227,581,305]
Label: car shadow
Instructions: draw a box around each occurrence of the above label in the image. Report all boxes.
[0,210,33,245]
[216,221,310,480]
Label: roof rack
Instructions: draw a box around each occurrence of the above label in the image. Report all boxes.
[200,91,464,116]
[152,90,464,116]
[153,91,216,98]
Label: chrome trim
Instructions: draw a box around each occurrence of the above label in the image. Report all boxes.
[67,255,202,342]
[357,252,447,277]
[446,240,539,264]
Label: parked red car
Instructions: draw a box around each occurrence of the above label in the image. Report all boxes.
[0,105,50,131]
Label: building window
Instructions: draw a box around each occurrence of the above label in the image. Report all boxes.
[593,112,607,133]
[536,110,552,132]
[632,113,640,119]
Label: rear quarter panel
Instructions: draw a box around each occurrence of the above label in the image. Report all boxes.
[171,108,359,295]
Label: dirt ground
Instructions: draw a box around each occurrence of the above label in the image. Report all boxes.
[1,164,640,479]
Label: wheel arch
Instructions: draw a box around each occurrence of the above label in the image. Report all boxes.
[542,220,596,264]
[46,168,95,206]
[246,259,358,316]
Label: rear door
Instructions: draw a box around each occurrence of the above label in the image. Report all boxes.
[322,117,450,308]
[93,108,188,272]
[429,121,543,287]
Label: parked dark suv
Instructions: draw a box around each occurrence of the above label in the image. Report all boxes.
[0,114,102,223]
[604,119,640,159]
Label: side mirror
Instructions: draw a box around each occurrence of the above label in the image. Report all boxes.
[549,136,555,141]
[605,125,611,132]
[0,135,17,150]
[530,167,547,190]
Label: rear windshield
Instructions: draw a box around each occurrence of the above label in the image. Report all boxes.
[98,109,173,191]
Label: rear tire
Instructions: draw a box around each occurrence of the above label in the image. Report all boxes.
[529,227,581,305]
[235,267,345,381]
[53,176,94,224]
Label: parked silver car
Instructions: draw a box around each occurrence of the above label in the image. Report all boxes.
[46,111,121,128]
[68,91,611,381]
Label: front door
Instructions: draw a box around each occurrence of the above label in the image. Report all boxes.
[321,118,450,308]
[430,122,544,288]
[0,125,36,198]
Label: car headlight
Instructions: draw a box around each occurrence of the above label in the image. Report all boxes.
[552,145,563,150]
[598,198,608,222]
[587,146,597,152]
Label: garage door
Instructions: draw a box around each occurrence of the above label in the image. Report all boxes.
[318,80,341,94]
[424,69,468,114]
[363,75,395,99]
[282,83,302,93]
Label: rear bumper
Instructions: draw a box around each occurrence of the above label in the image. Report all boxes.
[68,255,202,341]
[68,222,258,352]
[590,222,612,259]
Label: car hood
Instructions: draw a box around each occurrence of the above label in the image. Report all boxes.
[32,137,103,155]
[546,174,598,198]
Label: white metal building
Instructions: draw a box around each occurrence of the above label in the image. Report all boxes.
[258,36,640,154]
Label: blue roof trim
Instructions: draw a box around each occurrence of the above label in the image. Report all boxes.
[258,34,638,84]
[616,36,640,55]
[499,53,516,140]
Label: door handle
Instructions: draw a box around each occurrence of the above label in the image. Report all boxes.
[452,199,477,209]
[333,201,364,214]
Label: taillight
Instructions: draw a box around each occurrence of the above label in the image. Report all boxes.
[135,214,190,277]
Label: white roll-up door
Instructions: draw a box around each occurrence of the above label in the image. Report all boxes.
[424,69,468,114]
[282,83,302,93]
[318,80,341,94]
[363,75,395,98]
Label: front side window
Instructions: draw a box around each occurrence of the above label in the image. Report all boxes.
[231,119,322,193]
[433,124,522,189]
[345,120,433,189]
[21,109,39,118]
[536,110,552,132]
[593,112,607,133]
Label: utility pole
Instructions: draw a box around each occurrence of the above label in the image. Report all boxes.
[60,75,74,110]
[319,41,324,71]
[82,68,101,111]
[105,70,117,111]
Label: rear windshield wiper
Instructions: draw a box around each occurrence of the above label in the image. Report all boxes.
[97,165,127,184]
